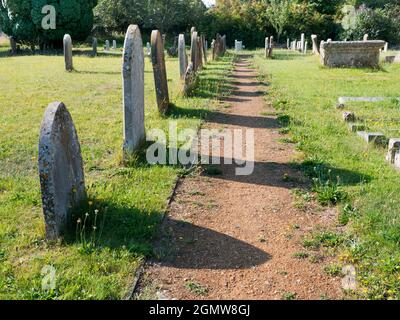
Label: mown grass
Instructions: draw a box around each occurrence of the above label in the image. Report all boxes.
[0,43,234,299]
[254,49,400,299]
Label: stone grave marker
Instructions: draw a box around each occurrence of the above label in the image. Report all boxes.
[191,31,198,71]
[92,37,98,56]
[105,40,110,51]
[151,30,170,114]
[146,42,151,57]
[265,37,269,58]
[38,102,86,240]
[122,25,145,157]
[63,34,73,71]
[178,34,187,78]
[311,35,319,55]
[113,40,117,50]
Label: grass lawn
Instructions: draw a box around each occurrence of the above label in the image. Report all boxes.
[254,49,400,299]
[0,46,233,299]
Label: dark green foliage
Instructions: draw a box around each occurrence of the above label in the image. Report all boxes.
[0,0,97,47]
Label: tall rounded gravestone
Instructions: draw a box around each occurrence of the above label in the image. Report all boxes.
[190,31,198,72]
[151,30,170,114]
[122,25,145,158]
[38,102,86,240]
[63,34,73,71]
[178,34,187,79]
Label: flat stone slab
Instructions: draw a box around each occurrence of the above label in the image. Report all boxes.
[338,97,392,104]
[386,138,400,165]
[348,123,367,132]
[357,131,386,146]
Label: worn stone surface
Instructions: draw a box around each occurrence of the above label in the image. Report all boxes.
[363,34,369,41]
[268,36,274,58]
[92,37,98,56]
[105,40,110,51]
[357,131,386,145]
[178,34,187,79]
[265,37,269,58]
[122,25,145,157]
[151,30,170,114]
[201,35,207,65]
[167,36,179,57]
[39,102,86,240]
[348,123,366,132]
[197,35,203,70]
[343,111,355,122]
[182,62,196,96]
[113,40,117,50]
[300,33,305,53]
[146,42,151,57]
[320,41,385,68]
[10,36,17,54]
[63,34,73,71]
[386,138,400,164]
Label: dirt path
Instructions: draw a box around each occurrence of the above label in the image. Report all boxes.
[140,55,343,300]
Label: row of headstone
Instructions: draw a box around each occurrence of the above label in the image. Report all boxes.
[264,37,274,58]
[289,34,307,54]
[212,34,226,60]
[41,25,169,240]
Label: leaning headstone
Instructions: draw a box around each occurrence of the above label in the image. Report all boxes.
[191,31,198,71]
[38,102,86,240]
[197,35,203,70]
[151,30,170,114]
[122,25,145,157]
[113,40,117,50]
[63,34,73,71]
[105,40,110,51]
[178,34,187,79]
[92,37,98,56]
[202,35,207,64]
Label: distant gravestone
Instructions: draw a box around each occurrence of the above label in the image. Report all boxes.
[197,35,203,70]
[178,34,187,78]
[265,37,269,58]
[363,34,369,41]
[182,62,196,96]
[113,40,117,50]
[105,40,110,51]
[38,102,86,240]
[301,33,305,53]
[311,34,319,55]
[122,25,145,157]
[92,37,98,56]
[304,41,308,54]
[268,36,274,58]
[201,35,207,64]
[191,31,198,71]
[190,27,196,36]
[63,34,73,71]
[10,36,17,54]
[151,30,170,114]
[146,42,151,57]
[222,35,227,54]
[287,38,290,49]
[384,42,388,52]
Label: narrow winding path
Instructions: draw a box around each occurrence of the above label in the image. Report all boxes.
[142,55,342,300]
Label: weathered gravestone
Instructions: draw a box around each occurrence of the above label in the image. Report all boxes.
[311,34,319,55]
[167,36,179,57]
[287,38,290,50]
[363,34,369,41]
[197,35,203,70]
[113,40,117,50]
[38,102,86,240]
[221,35,227,54]
[178,34,187,78]
[301,33,305,53]
[201,35,207,64]
[191,27,196,36]
[92,37,98,56]
[268,36,274,58]
[122,25,145,157]
[63,34,73,71]
[146,42,151,57]
[105,40,110,51]
[191,31,199,71]
[182,62,196,96]
[265,37,269,58]
[151,30,170,114]
[320,41,385,68]
[10,36,17,55]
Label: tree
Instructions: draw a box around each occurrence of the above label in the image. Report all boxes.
[264,0,292,42]
[0,0,97,47]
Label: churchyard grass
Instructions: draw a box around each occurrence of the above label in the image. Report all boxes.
[254,49,400,299]
[0,48,233,299]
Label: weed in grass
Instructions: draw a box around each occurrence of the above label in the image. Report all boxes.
[276,114,291,127]
[188,190,205,196]
[282,292,297,300]
[185,281,209,296]
[309,253,324,263]
[278,127,290,134]
[338,204,359,226]
[324,264,343,277]
[311,167,347,206]
[293,252,309,259]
